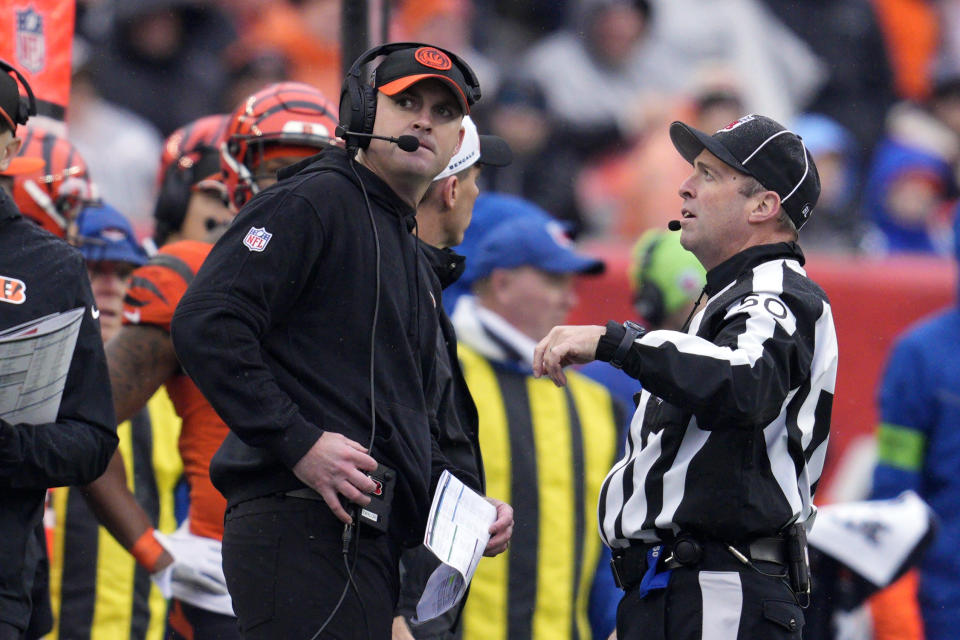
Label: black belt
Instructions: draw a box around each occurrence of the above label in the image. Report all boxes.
[610,534,789,591]
[285,487,324,501]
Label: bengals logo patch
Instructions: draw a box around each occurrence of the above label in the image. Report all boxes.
[0,275,26,304]
[415,47,452,70]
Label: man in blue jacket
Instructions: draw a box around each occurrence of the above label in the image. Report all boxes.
[870,208,960,639]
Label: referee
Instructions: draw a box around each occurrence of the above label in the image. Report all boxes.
[534,114,838,640]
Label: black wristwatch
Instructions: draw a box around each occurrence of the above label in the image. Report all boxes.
[610,321,645,369]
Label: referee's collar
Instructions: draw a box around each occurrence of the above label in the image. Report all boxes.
[704,242,805,296]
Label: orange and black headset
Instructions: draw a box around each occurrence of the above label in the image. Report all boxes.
[337,41,480,149]
[0,58,37,128]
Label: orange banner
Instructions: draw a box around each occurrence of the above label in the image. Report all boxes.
[0,1,74,123]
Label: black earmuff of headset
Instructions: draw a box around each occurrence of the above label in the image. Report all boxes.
[0,58,37,126]
[153,160,194,245]
[632,233,667,328]
[338,42,480,149]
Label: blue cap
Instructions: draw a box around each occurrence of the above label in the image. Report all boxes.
[469,216,604,281]
[444,193,554,313]
[74,203,148,266]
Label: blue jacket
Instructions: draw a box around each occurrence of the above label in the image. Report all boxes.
[871,307,960,640]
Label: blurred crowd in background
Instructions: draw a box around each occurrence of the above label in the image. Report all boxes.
[63,0,960,256]
[3,2,958,639]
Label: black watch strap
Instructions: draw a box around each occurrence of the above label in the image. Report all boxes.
[610,321,644,369]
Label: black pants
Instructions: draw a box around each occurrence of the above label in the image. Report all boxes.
[396,546,463,640]
[167,600,241,639]
[221,494,400,639]
[616,546,804,640]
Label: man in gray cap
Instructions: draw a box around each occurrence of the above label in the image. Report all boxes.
[534,114,838,640]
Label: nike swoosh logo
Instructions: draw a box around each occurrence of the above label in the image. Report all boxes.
[123,309,140,323]
[91,306,100,319]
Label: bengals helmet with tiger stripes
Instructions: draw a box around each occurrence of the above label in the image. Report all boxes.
[221,82,340,210]
[153,113,231,245]
[1,127,96,237]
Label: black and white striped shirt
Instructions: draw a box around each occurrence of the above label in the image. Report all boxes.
[598,242,837,547]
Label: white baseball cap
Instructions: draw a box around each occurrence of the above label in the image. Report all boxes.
[434,116,512,181]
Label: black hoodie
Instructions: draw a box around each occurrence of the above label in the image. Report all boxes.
[172,147,447,546]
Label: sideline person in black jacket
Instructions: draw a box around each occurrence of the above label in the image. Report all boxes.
[171,44,512,639]
[395,115,511,639]
[0,65,117,639]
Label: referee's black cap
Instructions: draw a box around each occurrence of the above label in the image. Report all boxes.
[670,114,820,230]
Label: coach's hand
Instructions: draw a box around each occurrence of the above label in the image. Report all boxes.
[392,616,416,640]
[533,325,605,387]
[484,498,514,556]
[292,432,379,524]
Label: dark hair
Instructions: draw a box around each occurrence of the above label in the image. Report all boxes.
[0,118,12,136]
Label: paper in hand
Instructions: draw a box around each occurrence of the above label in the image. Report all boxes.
[414,470,496,623]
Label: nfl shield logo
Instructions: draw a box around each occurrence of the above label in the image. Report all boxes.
[16,7,45,74]
[243,227,272,252]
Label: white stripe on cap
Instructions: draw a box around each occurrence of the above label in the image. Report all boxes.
[740,129,792,165]
[780,141,809,204]
[739,129,809,204]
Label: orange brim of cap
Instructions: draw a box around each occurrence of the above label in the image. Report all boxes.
[0,156,45,176]
[378,74,470,114]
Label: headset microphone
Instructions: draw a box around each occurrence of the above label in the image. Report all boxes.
[668,220,681,231]
[334,126,420,152]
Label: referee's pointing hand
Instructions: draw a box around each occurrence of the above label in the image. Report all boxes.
[533,325,606,387]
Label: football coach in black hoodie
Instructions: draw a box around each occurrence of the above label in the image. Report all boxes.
[171,43,512,639]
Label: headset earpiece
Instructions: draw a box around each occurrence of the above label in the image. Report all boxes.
[0,58,37,126]
[338,74,378,149]
[633,283,665,327]
[632,232,667,327]
[152,159,193,245]
[15,98,29,126]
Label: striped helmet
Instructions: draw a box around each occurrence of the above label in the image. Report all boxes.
[221,82,340,210]
[3,127,96,237]
[154,113,231,245]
